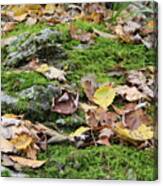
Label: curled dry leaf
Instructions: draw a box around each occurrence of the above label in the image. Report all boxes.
[52,91,79,115]
[81,75,97,101]
[93,84,116,109]
[115,85,146,101]
[114,123,154,142]
[9,156,46,168]
[36,64,66,81]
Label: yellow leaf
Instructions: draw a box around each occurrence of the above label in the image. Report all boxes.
[36,64,49,73]
[9,156,46,168]
[93,84,116,109]
[70,127,90,138]
[44,4,56,14]
[114,124,154,142]
[11,133,33,150]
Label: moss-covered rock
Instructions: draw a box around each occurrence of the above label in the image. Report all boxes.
[3,28,67,67]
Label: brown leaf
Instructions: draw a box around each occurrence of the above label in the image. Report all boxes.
[70,24,92,43]
[115,85,146,101]
[124,109,151,130]
[3,22,16,32]
[97,128,114,145]
[52,91,79,115]
[9,156,46,168]
[81,75,97,101]
[0,136,14,153]
[26,145,38,160]
[86,107,118,129]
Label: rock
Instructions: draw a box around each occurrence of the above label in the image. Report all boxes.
[1,91,19,114]
[2,85,61,122]
[4,28,67,67]
[19,85,61,121]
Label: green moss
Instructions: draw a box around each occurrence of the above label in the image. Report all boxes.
[2,71,49,95]
[63,37,155,86]
[24,144,157,180]
[1,170,11,177]
[2,23,48,39]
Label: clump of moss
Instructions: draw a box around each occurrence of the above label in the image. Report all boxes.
[1,170,11,177]
[24,144,156,180]
[2,71,50,95]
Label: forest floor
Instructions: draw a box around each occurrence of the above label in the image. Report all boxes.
[1,3,157,180]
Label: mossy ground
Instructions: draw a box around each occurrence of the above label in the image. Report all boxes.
[24,144,156,180]
[2,21,157,180]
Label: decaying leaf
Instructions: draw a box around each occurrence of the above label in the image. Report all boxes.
[81,75,97,101]
[93,84,116,109]
[52,91,79,115]
[114,123,154,142]
[9,156,46,168]
[115,85,146,101]
[36,64,66,81]
[11,133,33,150]
[44,4,56,14]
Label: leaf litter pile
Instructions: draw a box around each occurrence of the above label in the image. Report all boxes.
[1,2,157,175]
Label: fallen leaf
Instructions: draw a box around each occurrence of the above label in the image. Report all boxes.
[114,123,154,142]
[127,70,154,98]
[81,75,97,101]
[93,28,117,39]
[36,64,66,81]
[13,13,28,22]
[97,128,114,145]
[70,24,92,43]
[0,136,14,153]
[26,17,37,25]
[3,22,16,32]
[115,85,146,101]
[80,103,97,112]
[9,156,46,168]
[93,84,116,109]
[124,109,151,130]
[52,91,79,115]
[70,126,90,138]
[11,133,33,150]
[44,4,56,14]
[123,21,141,34]
[86,107,118,129]
[26,145,38,160]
